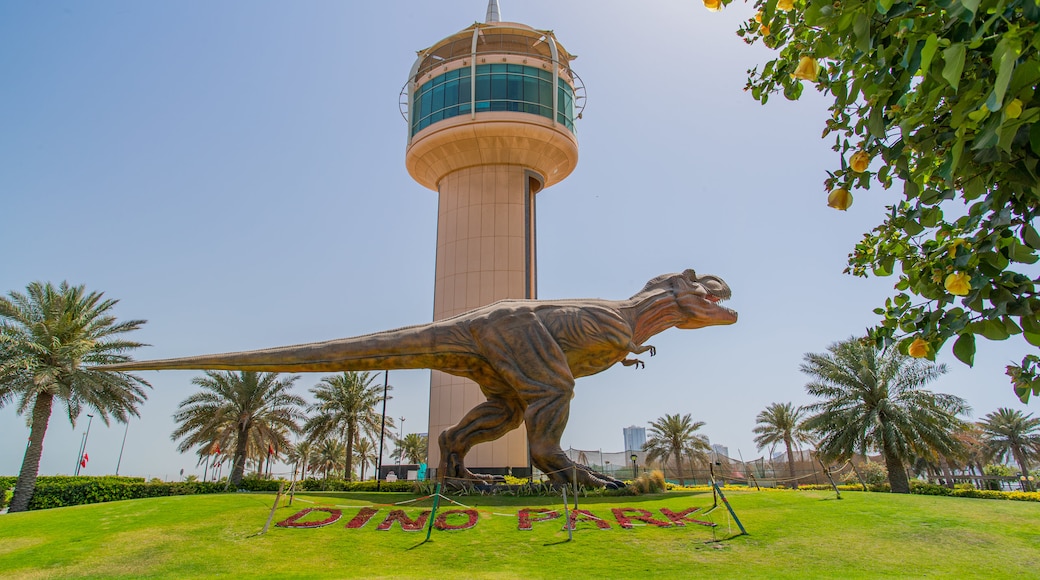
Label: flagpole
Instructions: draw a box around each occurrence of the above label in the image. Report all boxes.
[115,420,130,476]
[74,414,95,475]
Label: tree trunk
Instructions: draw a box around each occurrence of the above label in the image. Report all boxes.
[939,458,956,489]
[344,424,355,481]
[883,448,910,493]
[784,437,797,489]
[230,424,249,485]
[673,450,685,486]
[1012,447,1033,492]
[9,392,55,513]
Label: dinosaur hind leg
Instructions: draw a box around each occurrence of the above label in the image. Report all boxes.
[439,395,525,483]
[524,393,625,489]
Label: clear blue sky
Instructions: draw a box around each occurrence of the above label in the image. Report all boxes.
[2,0,1034,480]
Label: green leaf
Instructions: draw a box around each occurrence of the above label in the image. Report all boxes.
[868,105,885,138]
[1031,122,1040,156]
[1015,383,1032,403]
[1026,332,1040,347]
[942,44,966,91]
[1009,60,1040,96]
[981,319,1011,341]
[972,115,1001,150]
[959,0,981,16]
[953,333,976,366]
[1022,315,1040,334]
[877,0,896,14]
[1022,224,1040,250]
[873,256,895,276]
[918,33,939,77]
[985,38,1018,112]
[1009,240,1039,264]
[854,12,871,53]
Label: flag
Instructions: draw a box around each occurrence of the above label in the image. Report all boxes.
[211,442,220,455]
[80,453,89,468]
[268,444,274,455]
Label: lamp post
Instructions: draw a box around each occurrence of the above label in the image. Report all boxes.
[631,453,638,478]
[115,420,130,476]
[398,416,406,471]
[376,371,389,490]
[74,414,95,476]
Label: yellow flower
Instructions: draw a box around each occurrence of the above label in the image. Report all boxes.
[944,272,971,295]
[755,10,763,22]
[907,337,930,358]
[703,0,723,11]
[760,24,771,35]
[849,151,871,173]
[827,188,853,210]
[777,0,794,10]
[1005,98,1023,119]
[791,57,820,82]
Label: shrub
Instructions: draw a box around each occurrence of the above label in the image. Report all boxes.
[237,477,285,492]
[297,478,413,492]
[23,476,226,510]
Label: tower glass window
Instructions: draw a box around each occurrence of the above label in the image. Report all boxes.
[411,64,575,136]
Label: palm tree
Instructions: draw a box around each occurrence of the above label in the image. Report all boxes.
[0,282,150,513]
[953,423,991,488]
[800,338,970,494]
[354,437,378,480]
[285,439,313,481]
[753,402,813,487]
[979,408,1040,492]
[304,371,392,481]
[644,413,711,485]
[171,371,305,485]
[311,438,346,480]
[397,432,429,465]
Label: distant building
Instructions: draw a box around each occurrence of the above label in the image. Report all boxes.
[712,444,730,459]
[623,426,647,454]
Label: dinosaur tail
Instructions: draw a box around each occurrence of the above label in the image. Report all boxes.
[96,327,438,373]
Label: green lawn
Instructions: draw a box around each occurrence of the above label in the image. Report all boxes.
[1,488,1037,578]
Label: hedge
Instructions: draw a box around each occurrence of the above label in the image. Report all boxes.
[0,475,423,511]
[296,478,416,493]
[25,476,227,510]
[795,481,1040,502]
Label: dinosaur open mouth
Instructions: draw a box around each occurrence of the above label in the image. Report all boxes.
[705,292,737,318]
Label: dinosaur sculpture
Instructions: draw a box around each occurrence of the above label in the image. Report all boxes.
[100,269,737,488]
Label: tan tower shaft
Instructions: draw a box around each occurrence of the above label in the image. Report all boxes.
[429,165,542,473]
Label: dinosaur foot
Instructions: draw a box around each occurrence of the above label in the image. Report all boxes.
[543,461,626,489]
[444,452,503,484]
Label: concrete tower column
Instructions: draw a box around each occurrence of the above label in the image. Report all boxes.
[403,13,582,477]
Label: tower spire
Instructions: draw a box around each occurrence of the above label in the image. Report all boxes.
[485,0,500,23]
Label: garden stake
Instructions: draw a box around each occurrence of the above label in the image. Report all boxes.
[818,455,841,499]
[849,461,868,492]
[424,482,442,542]
[572,465,578,511]
[710,477,747,536]
[562,485,573,541]
[260,483,285,535]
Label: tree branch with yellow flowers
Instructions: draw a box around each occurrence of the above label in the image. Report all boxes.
[705,0,1040,401]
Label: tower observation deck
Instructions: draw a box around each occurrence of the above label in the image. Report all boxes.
[402,2,584,478]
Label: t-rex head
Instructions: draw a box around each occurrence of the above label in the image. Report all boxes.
[639,269,737,329]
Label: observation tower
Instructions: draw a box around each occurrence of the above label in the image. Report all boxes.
[402,0,584,477]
